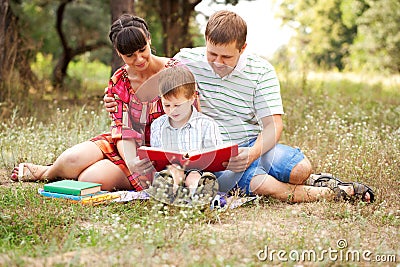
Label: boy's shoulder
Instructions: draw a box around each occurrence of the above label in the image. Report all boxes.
[151,114,169,127]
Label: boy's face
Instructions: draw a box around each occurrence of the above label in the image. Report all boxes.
[161,94,194,128]
[206,40,246,77]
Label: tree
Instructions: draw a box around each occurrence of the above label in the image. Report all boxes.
[0,0,18,94]
[278,0,400,73]
[109,0,134,74]
[52,0,110,88]
[0,0,41,101]
[278,0,356,71]
[138,0,244,57]
[348,0,400,73]
[144,0,201,57]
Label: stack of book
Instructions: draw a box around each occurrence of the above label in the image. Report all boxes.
[38,180,120,205]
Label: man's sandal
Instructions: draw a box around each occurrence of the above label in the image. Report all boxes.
[305,173,344,188]
[331,182,375,203]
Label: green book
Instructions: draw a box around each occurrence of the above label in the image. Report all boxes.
[43,180,102,196]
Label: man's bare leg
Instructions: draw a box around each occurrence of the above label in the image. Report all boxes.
[288,157,313,185]
[250,174,371,203]
[250,174,333,202]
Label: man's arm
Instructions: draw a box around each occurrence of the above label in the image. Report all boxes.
[248,114,283,162]
[225,114,283,172]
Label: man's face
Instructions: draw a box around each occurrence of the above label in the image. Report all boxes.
[206,40,246,77]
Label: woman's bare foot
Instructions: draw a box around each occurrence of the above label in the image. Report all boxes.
[10,163,50,182]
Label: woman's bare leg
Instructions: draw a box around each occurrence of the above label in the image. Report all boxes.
[78,159,133,191]
[11,141,104,181]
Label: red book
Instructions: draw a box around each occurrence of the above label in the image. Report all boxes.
[137,143,239,172]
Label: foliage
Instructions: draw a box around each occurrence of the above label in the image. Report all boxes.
[136,0,203,57]
[277,0,400,74]
[7,0,111,91]
[11,0,110,60]
[348,0,400,73]
[278,0,357,71]
[0,72,399,265]
[11,1,59,56]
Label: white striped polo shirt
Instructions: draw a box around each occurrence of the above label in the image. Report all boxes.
[174,47,284,145]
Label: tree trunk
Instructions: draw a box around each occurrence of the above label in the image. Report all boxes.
[0,0,18,100]
[156,0,201,57]
[110,0,135,74]
[53,0,109,89]
[52,0,73,89]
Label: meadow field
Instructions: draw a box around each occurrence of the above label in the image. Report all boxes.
[0,72,399,266]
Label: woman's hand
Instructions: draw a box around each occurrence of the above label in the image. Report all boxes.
[126,156,154,175]
[104,94,117,113]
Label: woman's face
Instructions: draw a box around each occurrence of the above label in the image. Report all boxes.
[119,42,151,71]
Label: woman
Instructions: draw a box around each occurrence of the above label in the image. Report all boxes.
[11,14,180,191]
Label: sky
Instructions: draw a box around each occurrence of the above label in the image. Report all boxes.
[195,0,294,58]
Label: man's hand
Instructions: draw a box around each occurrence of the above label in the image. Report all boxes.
[223,147,257,172]
[223,115,283,173]
[104,94,117,113]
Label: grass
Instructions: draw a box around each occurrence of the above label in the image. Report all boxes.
[0,72,399,266]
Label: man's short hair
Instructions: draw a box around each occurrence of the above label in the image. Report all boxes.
[205,10,247,50]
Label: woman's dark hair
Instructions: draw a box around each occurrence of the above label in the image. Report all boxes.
[109,14,151,55]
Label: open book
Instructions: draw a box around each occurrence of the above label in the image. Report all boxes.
[137,143,239,172]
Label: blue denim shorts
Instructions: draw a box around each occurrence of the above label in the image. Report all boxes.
[215,139,305,194]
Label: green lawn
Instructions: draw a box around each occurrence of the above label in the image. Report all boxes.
[0,72,399,266]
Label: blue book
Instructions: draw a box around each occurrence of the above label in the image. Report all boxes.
[38,188,119,204]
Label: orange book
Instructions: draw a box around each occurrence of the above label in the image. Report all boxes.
[137,143,238,172]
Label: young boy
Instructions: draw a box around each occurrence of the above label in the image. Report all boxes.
[149,66,223,204]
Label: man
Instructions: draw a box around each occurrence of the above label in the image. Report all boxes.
[104,10,373,203]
